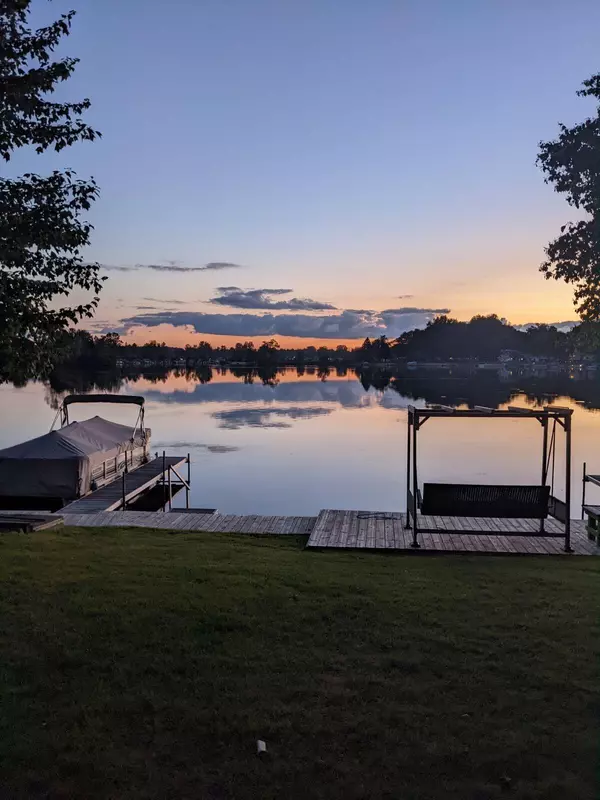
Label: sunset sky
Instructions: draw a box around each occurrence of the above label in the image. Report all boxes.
[11,0,600,346]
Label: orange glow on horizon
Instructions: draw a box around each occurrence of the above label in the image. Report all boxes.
[118,313,580,349]
[122,326,361,349]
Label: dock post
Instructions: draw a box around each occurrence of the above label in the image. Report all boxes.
[186,452,190,509]
[564,413,572,552]
[168,467,172,511]
[540,416,548,534]
[404,412,411,529]
[122,472,126,510]
[582,461,587,520]
[411,414,420,548]
[162,450,166,512]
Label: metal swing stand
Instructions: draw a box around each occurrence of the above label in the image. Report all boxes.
[405,405,573,553]
[581,463,600,545]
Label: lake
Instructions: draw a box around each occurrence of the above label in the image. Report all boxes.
[1,367,600,515]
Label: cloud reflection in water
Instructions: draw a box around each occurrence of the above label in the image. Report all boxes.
[211,406,333,430]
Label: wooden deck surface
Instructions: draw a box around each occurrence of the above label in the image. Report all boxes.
[62,456,187,514]
[59,510,317,534]
[3,507,598,555]
[306,511,599,555]
[0,514,64,533]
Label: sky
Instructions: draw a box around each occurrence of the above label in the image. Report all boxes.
[12,0,600,346]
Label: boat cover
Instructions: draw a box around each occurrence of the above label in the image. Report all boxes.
[0,416,146,499]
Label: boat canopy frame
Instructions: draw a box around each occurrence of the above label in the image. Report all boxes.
[52,394,146,438]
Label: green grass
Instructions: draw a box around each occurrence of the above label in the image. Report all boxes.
[0,528,599,799]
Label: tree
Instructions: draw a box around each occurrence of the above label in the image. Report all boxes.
[358,337,374,362]
[373,335,391,361]
[0,1,102,381]
[304,346,317,363]
[232,341,256,364]
[524,324,567,359]
[257,339,280,365]
[538,73,600,318]
[316,346,332,365]
[97,332,122,348]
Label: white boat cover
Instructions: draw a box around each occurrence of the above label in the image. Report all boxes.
[0,416,146,499]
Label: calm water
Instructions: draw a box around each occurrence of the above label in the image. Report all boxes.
[1,368,600,515]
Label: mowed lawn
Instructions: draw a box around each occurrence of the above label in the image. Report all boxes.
[0,529,599,799]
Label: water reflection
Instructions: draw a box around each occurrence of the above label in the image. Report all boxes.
[43,365,600,414]
[4,366,600,514]
[212,406,333,430]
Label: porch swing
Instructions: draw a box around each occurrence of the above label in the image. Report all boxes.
[404,405,573,552]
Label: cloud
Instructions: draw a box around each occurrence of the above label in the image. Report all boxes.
[204,262,244,271]
[381,307,450,315]
[84,318,113,332]
[516,321,579,333]
[117,306,448,340]
[212,406,333,429]
[139,380,411,410]
[99,261,243,273]
[153,442,240,453]
[143,297,189,305]
[397,294,414,299]
[209,286,337,311]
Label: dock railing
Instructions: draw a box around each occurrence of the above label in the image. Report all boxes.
[120,451,191,511]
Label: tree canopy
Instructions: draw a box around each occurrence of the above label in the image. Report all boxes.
[53,315,589,375]
[0,0,102,381]
[538,73,600,319]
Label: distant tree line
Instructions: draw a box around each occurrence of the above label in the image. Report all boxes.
[46,316,600,378]
[42,361,600,417]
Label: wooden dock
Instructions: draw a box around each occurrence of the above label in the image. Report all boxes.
[57,510,317,534]
[0,513,64,533]
[306,511,599,555]
[62,456,187,514]
[2,507,598,555]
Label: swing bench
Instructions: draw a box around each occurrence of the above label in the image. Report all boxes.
[405,405,573,552]
[420,482,550,519]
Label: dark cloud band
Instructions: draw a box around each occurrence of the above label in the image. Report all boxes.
[99,261,243,273]
[209,286,336,311]
[115,306,449,340]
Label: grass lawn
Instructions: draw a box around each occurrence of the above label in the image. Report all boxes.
[0,528,599,799]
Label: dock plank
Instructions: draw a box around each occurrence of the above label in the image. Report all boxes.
[63,456,187,514]
[23,506,592,557]
[305,510,593,556]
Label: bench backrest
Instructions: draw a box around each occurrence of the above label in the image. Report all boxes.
[421,483,550,519]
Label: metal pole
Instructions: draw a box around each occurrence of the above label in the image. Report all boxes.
[168,467,172,511]
[122,471,126,510]
[541,417,548,484]
[540,416,548,534]
[162,450,166,512]
[582,461,587,520]
[405,413,412,528]
[411,415,420,548]
[564,414,572,552]
[186,452,190,509]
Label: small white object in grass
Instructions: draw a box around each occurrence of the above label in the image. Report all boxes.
[256,739,267,755]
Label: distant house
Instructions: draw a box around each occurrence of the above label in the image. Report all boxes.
[498,349,529,364]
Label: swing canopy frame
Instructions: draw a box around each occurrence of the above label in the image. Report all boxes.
[405,405,573,552]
